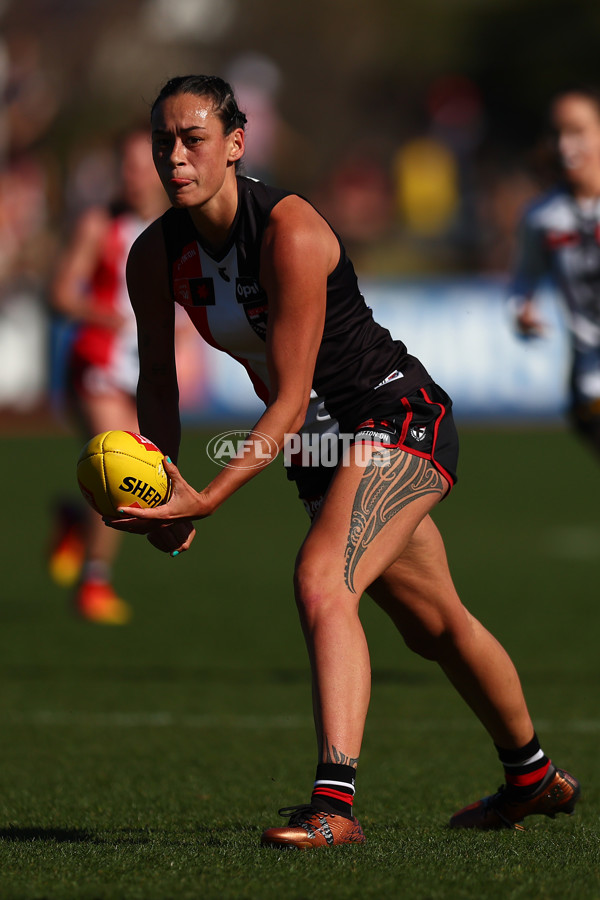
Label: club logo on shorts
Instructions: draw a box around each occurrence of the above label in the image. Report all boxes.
[410,426,427,442]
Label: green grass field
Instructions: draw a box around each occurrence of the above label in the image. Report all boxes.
[0,423,598,899]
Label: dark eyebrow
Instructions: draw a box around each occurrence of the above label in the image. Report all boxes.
[152,125,207,136]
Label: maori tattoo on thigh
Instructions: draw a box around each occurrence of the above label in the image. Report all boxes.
[344,450,443,593]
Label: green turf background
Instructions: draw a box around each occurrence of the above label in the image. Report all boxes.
[0,425,598,899]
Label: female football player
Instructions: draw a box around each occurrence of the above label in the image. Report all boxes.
[510,86,600,455]
[109,75,579,846]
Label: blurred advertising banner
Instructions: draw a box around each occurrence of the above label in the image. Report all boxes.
[364,277,569,422]
[177,276,569,424]
[7,277,569,424]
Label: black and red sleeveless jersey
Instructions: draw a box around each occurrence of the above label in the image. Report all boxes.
[160,175,431,431]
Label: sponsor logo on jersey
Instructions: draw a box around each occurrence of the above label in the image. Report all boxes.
[374,369,404,390]
[235,277,268,339]
[244,303,268,339]
[188,277,216,306]
[174,242,200,275]
[174,278,192,305]
[236,276,266,303]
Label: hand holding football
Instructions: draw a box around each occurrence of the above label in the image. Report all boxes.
[77,430,171,518]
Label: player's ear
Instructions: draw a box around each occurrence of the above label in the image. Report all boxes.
[228,128,245,163]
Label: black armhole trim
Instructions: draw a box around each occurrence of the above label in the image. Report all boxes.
[160,208,194,301]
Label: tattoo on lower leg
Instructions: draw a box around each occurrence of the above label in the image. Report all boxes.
[324,738,359,768]
[344,450,443,593]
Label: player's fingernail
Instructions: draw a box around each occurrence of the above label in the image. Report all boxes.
[171,550,179,557]
[166,457,172,463]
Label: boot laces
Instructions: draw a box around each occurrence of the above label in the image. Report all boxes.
[277,804,319,825]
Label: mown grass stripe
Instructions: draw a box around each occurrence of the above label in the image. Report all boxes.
[4,711,600,731]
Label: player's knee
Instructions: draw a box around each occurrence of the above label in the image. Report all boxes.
[293,554,345,624]
[399,605,472,662]
[400,623,449,660]
[293,561,327,620]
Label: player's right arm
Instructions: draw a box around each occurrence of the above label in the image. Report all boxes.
[122,220,197,554]
[126,219,181,463]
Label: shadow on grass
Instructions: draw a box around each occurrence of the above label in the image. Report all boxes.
[0,664,432,687]
[0,826,168,845]
[0,827,99,843]
[0,825,265,848]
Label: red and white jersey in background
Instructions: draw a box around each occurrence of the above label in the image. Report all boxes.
[71,211,148,396]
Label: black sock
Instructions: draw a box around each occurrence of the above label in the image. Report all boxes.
[311,763,356,818]
[496,733,552,797]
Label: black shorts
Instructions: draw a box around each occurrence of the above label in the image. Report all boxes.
[286,383,459,516]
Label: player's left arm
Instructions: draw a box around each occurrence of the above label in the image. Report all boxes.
[118,196,338,526]
[199,195,337,509]
[508,213,550,338]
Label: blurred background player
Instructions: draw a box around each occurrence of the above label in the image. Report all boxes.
[48,126,167,624]
[509,86,600,455]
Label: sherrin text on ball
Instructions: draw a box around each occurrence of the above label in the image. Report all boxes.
[77,430,171,517]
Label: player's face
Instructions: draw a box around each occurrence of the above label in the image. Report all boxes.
[552,94,600,183]
[151,93,244,209]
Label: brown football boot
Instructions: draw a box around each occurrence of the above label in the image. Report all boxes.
[449,767,580,830]
[261,805,366,849]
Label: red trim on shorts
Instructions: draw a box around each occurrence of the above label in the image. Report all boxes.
[421,386,454,487]
[395,386,455,489]
[356,389,455,490]
[399,396,412,444]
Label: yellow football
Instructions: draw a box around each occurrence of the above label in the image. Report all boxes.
[77,430,171,517]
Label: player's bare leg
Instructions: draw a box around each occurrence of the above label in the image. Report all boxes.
[262,445,447,848]
[367,515,579,830]
[367,515,534,749]
[294,447,447,763]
